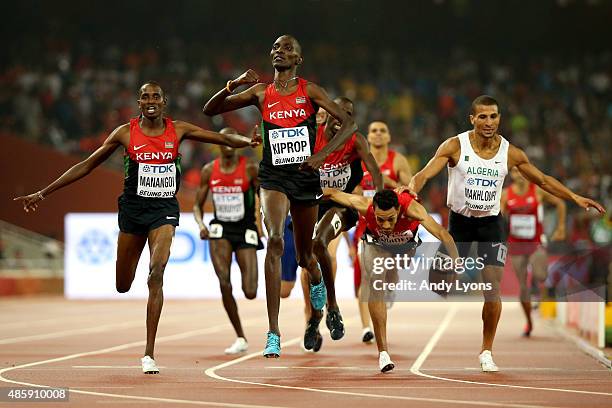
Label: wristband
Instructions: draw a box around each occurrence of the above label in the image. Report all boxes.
[225,80,234,93]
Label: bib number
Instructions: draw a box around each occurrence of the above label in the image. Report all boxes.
[209,223,223,238]
[510,214,536,239]
[269,126,311,166]
[213,193,245,222]
[137,163,176,198]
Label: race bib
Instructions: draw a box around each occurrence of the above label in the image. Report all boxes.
[269,126,311,166]
[209,223,223,238]
[212,193,245,222]
[244,229,258,245]
[320,164,351,191]
[510,214,536,239]
[137,163,176,198]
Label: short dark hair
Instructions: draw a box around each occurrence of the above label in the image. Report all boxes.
[373,189,399,211]
[471,95,499,114]
[335,96,353,105]
[139,81,164,98]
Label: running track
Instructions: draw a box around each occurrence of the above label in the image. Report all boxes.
[0,298,610,407]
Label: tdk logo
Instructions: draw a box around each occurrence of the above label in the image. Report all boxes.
[467,178,498,187]
[143,164,175,173]
[270,128,306,139]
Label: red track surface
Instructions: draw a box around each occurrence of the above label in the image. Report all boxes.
[1,297,610,407]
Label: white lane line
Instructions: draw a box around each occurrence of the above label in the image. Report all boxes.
[0,319,288,408]
[410,305,612,397]
[204,336,548,408]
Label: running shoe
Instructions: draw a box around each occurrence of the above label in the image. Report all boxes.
[303,316,322,350]
[379,351,395,373]
[224,337,248,354]
[325,309,345,340]
[309,279,327,311]
[362,327,374,344]
[313,331,323,352]
[141,355,159,374]
[522,322,533,337]
[263,331,280,358]
[478,350,499,372]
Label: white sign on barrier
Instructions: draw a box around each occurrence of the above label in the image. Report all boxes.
[64,212,440,300]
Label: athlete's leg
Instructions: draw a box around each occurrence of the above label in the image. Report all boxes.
[261,188,290,336]
[280,280,295,298]
[144,224,174,359]
[236,247,258,300]
[300,267,316,321]
[311,208,350,311]
[511,254,532,333]
[290,201,321,284]
[115,232,147,293]
[211,238,245,338]
[355,242,373,338]
[529,247,548,283]
[481,264,504,352]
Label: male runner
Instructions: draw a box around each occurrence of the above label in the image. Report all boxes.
[301,96,383,351]
[409,95,604,372]
[353,121,412,343]
[501,167,566,336]
[323,188,459,372]
[193,129,263,354]
[14,82,259,374]
[203,35,357,357]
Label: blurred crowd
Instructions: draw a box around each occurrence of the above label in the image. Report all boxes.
[1,38,610,243]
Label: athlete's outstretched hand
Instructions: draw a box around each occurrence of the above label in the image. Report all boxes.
[299,152,325,172]
[14,192,44,213]
[574,195,605,214]
[232,69,260,88]
[199,226,210,240]
[250,125,262,147]
[393,185,420,201]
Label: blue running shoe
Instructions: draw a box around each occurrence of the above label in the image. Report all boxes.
[309,280,327,311]
[263,331,280,358]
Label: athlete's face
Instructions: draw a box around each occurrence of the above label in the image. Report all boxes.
[367,122,391,148]
[326,100,353,136]
[271,36,302,71]
[138,84,166,119]
[219,145,236,158]
[316,107,328,126]
[470,104,500,139]
[374,206,400,234]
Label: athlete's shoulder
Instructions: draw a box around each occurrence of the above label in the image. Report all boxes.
[109,122,131,144]
[438,135,461,154]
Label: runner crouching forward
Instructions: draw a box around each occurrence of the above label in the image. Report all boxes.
[322,188,459,372]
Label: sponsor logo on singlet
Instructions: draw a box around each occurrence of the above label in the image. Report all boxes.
[137,163,176,198]
[319,162,351,190]
[212,185,245,222]
[269,126,311,166]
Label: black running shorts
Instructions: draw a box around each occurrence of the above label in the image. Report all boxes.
[208,221,263,251]
[118,195,179,235]
[448,211,508,267]
[258,163,321,206]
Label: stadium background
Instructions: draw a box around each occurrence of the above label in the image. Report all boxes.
[1,0,611,348]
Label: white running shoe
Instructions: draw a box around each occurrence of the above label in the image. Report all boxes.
[379,351,395,373]
[479,350,499,372]
[224,337,248,354]
[362,327,374,344]
[141,355,159,374]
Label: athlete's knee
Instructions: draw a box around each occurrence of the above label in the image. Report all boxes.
[296,251,317,270]
[243,285,257,300]
[116,281,132,293]
[312,236,328,259]
[267,235,284,257]
[147,265,165,288]
[218,276,232,292]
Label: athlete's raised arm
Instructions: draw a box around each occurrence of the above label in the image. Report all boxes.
[409,137,460,194]
[322,188,370,215]
[300,83,357,171]
[537,188,567,241]
[193,162,214,240]
[508,144,605,214]
[14,124,127,212]
[355,133,383,192]
[203,70,266,115]
[176,121,261,148]
[405,199,460,262]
